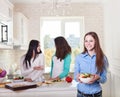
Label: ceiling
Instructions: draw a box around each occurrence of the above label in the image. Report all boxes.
[9,0,103,4]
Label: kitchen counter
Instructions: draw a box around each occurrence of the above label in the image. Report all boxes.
[0,81,77,97]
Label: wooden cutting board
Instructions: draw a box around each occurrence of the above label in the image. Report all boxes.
[5,82,37,91]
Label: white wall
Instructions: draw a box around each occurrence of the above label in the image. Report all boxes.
[104,0,120,97]
[14,3,104,45]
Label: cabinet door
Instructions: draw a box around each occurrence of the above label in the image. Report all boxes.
[0,0,13,21]
[20,15,28,47]
[13,12,28,49]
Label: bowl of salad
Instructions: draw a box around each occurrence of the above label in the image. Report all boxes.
[79,73,94,83]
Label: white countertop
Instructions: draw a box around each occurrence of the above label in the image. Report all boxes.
[0,81,77,97]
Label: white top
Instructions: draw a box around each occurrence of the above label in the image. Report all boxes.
[52,56,64,78]
[20,53,45,82]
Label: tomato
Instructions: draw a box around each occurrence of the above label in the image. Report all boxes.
[65,76,72,83]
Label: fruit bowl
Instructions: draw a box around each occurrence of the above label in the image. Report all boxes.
[79,73,94,83]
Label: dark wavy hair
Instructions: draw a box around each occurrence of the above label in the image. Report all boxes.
[54,36,71,61]
[82,32,104,73]
[23,40,42,69]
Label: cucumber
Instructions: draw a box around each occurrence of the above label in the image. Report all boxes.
[83,73,91,77]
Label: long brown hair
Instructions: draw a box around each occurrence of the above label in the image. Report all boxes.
[54,36,71,61]
[82,32,104,73]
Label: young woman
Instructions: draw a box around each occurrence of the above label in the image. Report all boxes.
[74,32,109,97]
[20,40,45,82]
[50,36,71,81]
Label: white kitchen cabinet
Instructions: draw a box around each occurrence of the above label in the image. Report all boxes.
[13,12,28,50]
[0,20,13,49]
[0,0,13,21]
[0,0,13,49]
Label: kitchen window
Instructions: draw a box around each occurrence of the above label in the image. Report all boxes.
[40,17,84,73]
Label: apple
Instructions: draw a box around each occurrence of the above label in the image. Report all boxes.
[65,76,72,83]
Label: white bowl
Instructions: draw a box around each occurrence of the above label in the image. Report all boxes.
[79,77,93,83]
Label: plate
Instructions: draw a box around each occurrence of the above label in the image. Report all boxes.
[36,82,42,86]
[45,80,53,84]
[13,79,24,83]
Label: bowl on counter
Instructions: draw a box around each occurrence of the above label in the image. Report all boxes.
[13,76,24,83]
[13,79,24,83]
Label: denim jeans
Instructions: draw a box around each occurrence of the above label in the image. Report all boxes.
[77,90,102,97]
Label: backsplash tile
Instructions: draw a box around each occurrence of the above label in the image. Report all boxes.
[0,49,26,73]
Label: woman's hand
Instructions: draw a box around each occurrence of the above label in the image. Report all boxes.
[49,77,53,80]
[24,78,33,82]
[49,77,60,81]
[34,66,44,70]
[77,73,82,83]
[88,74,100,84]
[53,76,60,80]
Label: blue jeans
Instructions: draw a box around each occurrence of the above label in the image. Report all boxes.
[77,90,102,97]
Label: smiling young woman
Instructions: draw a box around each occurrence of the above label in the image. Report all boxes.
[74,31,109,97]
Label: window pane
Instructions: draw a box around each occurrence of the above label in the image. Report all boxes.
[41,21,61,38]
[65,22,80,72]
[65,22,80,37]
[41,20,61,73]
